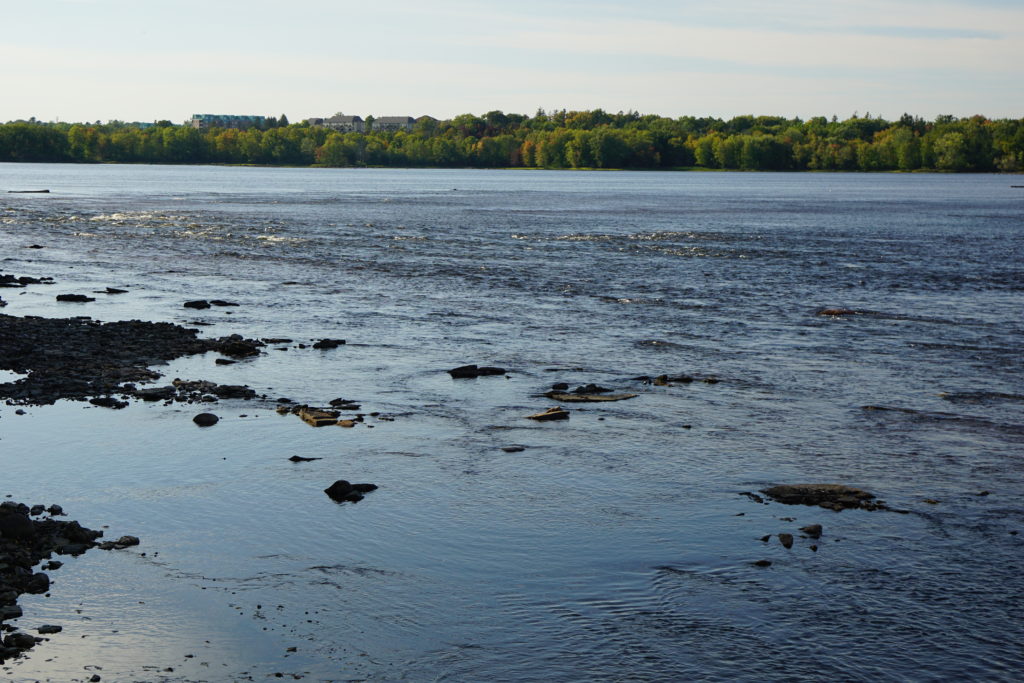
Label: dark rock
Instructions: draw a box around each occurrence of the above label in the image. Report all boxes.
[102,287,128,294]
[759,535,771,542]
[740,492,765,504]
[29,505,45,516]
[573,383,612,394]
[752,560,772,567]
[312,338,346,349]
[288,455,322,462]
[47,505,64,516]
[209,300,239,307]
[215,358,236,365]
[55,294,95,303]
[89,396,128,409]
[37,625,62,635]
[42,560,62,571]
[1,605,23,620]
[24,573,48,594]
[4,632,36,649]
[778,533,794,549]
[211,384,256,399]
[262,338,293,344]
[324,480,377,502]
[476,366,506,376]
[135,386,175,401]
[761,484,887,512]
[183,300,211,309]
[817,307,859,316]
[193,413,219,427]
[501,445,526,453]
[98,535,140,551]
[800,524,823,539]
[0,513,34,541]
[217,339,262,358]
[448,364,480,378]
[551,382,569,391]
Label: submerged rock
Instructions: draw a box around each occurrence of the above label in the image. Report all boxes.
[545,391,637,402]
[55,294,95,303]
[312,338,346,349]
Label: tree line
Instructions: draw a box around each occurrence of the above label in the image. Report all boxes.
[1,110,1021,172]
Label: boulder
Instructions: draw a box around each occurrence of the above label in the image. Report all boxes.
[192,413,219,427]
[448,364,506,378]
[800,524,823,539]
[324,480,377,503]
[312,338,346,349]
[183,300,211,309]
[55,294,95,303]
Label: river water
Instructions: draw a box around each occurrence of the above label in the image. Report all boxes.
[1,164,1022,682]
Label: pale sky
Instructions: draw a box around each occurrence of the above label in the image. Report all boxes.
[3,0,1022,124]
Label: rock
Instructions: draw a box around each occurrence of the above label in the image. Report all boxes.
[501,445,526,453]
[778,533,794,549]
[24,573,49,594]
[183,300,211,309]
[288,455,322,462]
[211,384,256,399]
[215,358,236,365]
[545,391,637,402]
[447,364,506,378]
[752,560,772,567]
[89,396,128,409]
[98,535,140,551]
[526,406,570,421]
[102,287,128,294]
[30,504,45,516]
[324,480,377,502]
[193,413,219,427]
[817,307,858,316]
[312,338,345,349]
[1,605,23,620]
[47,505,64,516]
[551,382,569,391]
[4,632,36,649]
[296,406,339,427]
[209,300,239,307]
[55,294,95,303]
[217,340,262,358]
[573,383,612,394]
[37,625,62,634]
[0,513,35,541]
[800,524,823,539]
[761,484,887,512]
[135,386,175,401]
[42,560,62,571]
[337,420,356,428]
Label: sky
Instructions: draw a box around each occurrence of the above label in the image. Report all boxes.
[2,0,1022,124]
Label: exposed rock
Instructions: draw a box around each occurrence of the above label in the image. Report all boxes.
[183,300,211,309]
[448,364,506,378]
[761,484,888,512]
[752,560,772,567]
[56,294,95,303]
[192,413,219,427]
[209,300,239,307]
[312,338,346,349]
[527,406,570,421]
[100,287,128,294]
[288,455,322,462]
[551,382,569,391]
[37,625,62,634]
[89,396,128,409]
[501,445,526,453]
[817,307,859,316]
[324,480,378,503]
[778,533,794,549]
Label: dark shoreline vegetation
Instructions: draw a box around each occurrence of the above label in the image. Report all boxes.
[2,110,1023,172]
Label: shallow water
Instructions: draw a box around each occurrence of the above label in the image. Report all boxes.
[1,164,1023,681]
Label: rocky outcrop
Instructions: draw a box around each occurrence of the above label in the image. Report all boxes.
[0,502,114,662]
[0,314,264,405]
[448,364,507,378]
[324,480,378,503]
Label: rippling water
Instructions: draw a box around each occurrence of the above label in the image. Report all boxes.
[1,164,1022,681]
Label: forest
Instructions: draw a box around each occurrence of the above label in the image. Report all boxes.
[1,110,1022,172]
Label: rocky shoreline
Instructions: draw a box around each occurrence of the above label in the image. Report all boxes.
[0,501,135,663]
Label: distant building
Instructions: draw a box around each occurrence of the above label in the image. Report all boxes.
[374,116,416,132]
[188,114,265,130]
[321,114,365,133]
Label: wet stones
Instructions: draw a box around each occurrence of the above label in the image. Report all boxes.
[324,480,378,503]
[778,533,794,549]
[183,300,211,309]
[448,364,506,378]
[55,293,95,303]
[97,535,140,551]
[89,396,129,409]
[761,484,888,512]
[800,524,823,539]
